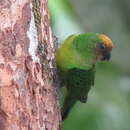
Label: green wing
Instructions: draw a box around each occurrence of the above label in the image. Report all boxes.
[64,65,95,103]
[61,65,95,120]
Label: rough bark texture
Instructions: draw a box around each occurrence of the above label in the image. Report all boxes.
[0,0,61,130]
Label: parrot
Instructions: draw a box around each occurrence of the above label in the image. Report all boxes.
[55,32,113,121]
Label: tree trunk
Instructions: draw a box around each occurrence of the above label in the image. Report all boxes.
[0,0,61,130]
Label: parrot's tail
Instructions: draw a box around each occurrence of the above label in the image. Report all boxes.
[61,94,77,121]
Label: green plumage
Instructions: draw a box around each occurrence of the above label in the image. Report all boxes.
[56,33,109,120]
[65,66,95,102]
[61,66,95,120]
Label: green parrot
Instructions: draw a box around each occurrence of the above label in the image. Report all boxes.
[56,32,113,121]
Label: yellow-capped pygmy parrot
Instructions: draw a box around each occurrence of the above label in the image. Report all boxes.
[56,33,113,121]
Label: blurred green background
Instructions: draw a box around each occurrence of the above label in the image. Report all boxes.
[49,0,130,130]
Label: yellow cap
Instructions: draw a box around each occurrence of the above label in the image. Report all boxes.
[99,34,113,49]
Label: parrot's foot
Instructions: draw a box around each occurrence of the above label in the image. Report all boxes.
[79,95,88,103]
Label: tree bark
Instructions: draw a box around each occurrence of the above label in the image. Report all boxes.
[0,0,61,130]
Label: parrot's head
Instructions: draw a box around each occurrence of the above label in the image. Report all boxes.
[96,34,113,61]
[73,33,113,67]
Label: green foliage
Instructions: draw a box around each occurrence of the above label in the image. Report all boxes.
[49,0,130,129]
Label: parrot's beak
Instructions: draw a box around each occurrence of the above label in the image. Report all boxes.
[102,51,111,61]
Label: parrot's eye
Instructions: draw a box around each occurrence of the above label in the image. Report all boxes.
[99,43,105,49]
